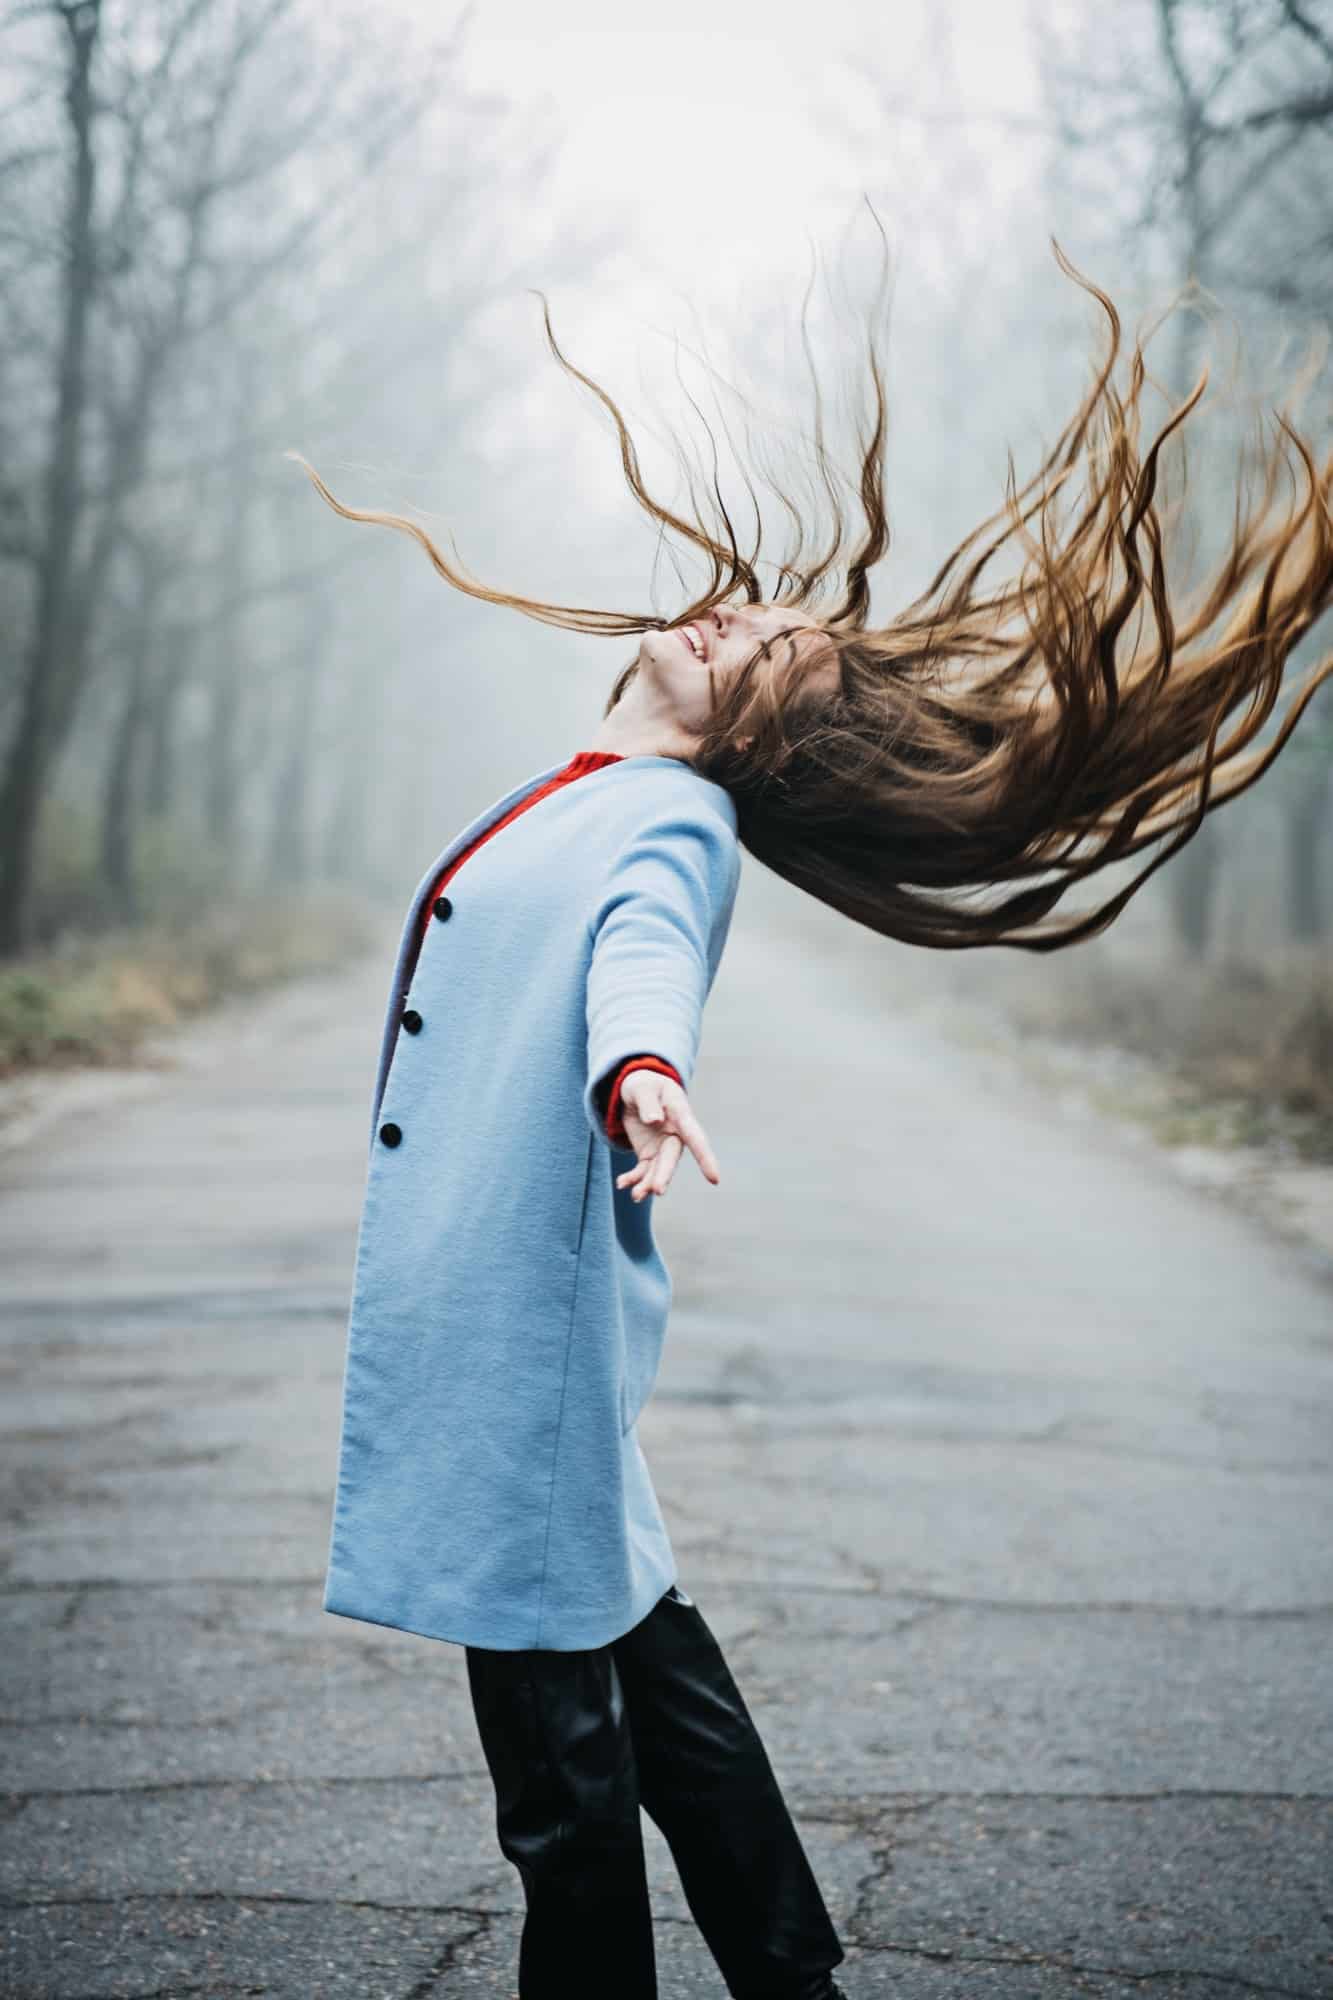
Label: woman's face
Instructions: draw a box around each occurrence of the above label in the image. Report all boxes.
[635,601,839,738]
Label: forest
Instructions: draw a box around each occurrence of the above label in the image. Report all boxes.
[1,0,1330,1142]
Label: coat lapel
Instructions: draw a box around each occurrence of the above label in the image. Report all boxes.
[368,760,569,1137]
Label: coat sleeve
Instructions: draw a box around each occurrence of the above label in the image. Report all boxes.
[582,799,741,1152]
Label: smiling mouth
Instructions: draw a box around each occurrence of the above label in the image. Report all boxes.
[675,623,707,662]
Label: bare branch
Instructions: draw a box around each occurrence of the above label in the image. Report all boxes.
[1278,0,1333,64]
[1204,86,1333,135]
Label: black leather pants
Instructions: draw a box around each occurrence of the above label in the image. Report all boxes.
[465,1583,845,2000]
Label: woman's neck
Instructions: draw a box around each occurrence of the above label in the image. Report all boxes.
[585,695,698,763]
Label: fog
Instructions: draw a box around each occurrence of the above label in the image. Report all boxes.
[4,9,1333,1992]
[2,0,1331,1055]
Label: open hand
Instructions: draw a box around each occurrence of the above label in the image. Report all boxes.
[614,1068,720,1201]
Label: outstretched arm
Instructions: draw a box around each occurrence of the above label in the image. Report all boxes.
[582,798,741,1191]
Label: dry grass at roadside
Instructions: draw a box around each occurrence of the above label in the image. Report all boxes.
[929,944,1333,1165]
[0,890,381,1076]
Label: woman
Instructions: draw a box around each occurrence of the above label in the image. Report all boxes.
[297,244,1332,2000]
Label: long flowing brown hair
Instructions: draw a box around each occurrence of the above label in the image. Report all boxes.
[289,232,1333,951]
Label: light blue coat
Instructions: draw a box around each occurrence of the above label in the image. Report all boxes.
[324,753,742,1650]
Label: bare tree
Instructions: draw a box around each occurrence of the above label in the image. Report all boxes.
[0,0,101,951]
[0,0,466,951]
[99,523,172,921]
[1038,0,1333,956]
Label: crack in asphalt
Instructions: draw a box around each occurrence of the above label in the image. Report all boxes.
[0,1699,343,1730]
[832,1820,1329,1997]
[7,1895,1324,2000]
[5,1780,1332,1809]
[691,1579,1333,1620]
[56,1984,268,2000]
[686,1408,1333,1478]
[58,1986,267,1999]
[844,1937,1323,1999]
[0,1765,494,1802]
[0,1292,349,1327]
[793,1786,1333,1808]
[57,1579,93,1629]
[0,1894,504,1914]
[8,1574,1330,1623]
[0,1576,330,1592]
[400,1910,493,1999]
[868,1588,1333,1620]
[0,1575,327,1597]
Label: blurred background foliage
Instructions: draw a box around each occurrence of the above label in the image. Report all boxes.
[0,0,1329,1138]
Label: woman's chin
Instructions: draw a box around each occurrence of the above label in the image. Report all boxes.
[638,640,692,694]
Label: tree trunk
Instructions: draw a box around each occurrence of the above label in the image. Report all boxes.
[266,602,330,889]
[1284,765,1330,942]
[1166,818,1223,959]
[1160,294,1226,963]
[204,358,260,853]
[0,1,101,955]
[1152,0,1232,965]
[205,638,243,850]
[101,638,152,925]
[203,526,249,851]
[143,629,190,821]
[100,549,165,922]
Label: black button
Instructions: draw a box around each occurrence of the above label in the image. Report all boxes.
[432,895,453,922]
[401,1008,423,1034]
[379,1121,402,1147]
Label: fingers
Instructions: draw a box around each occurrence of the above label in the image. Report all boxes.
[616,1134,682,1201]
[621,1072,666,1126]
[672,1098,720,1186]
[613,1073,722,1200]
[613,1113,719,1200]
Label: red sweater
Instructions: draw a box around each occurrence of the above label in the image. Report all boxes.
[413,749,684,1147]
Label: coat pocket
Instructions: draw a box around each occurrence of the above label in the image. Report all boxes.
[618,1275,672,1434]
[609,1168,674,1433]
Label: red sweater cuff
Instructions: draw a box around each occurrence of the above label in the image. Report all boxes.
[602,1055,683,1147]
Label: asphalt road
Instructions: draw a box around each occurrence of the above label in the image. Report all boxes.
[2,874,1331,2000]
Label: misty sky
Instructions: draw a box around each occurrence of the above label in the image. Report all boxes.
[376,0,1057,618]
[339,0,1076,805]
[459,0,1043,304]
